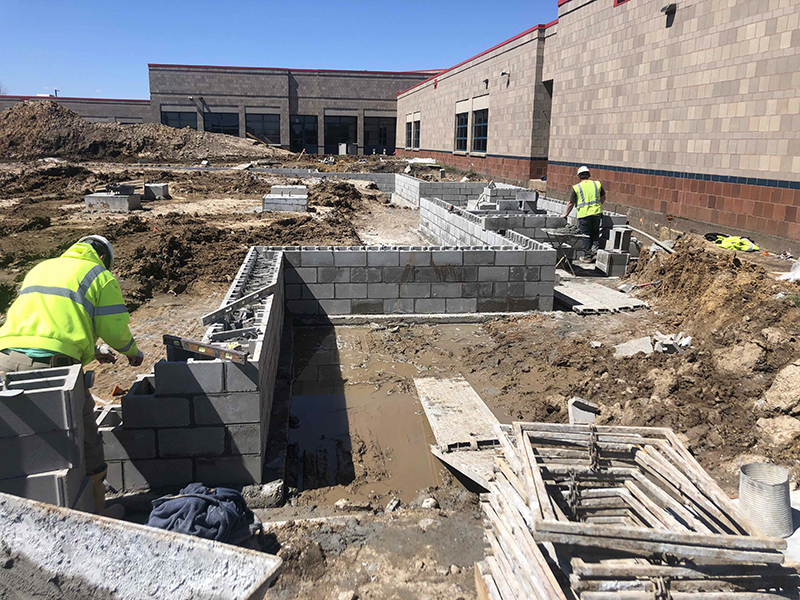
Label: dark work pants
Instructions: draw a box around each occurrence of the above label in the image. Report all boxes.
[578,214,602,257]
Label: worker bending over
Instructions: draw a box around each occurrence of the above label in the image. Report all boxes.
[0,235,143,516]
[561,166,606,263]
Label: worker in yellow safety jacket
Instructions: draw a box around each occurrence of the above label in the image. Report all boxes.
[0,235,143,516]
[561,165,606,263]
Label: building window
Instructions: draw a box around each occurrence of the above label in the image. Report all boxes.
[324,116,358,154]
[472,109,488,153]
[364,117,396,155]
[454,113,468,152]
[245,113,280,144]
[406,121,413,149]
[203,112,239,136]
[161,111,197,130]
[290,115,318,154]
[412,120,420,149]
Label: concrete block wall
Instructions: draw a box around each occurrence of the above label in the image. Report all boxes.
[270,241,555,315]
[537,196,628,229]
[109,250,285,492]
[0,366,93,511]
[420,197,512,247]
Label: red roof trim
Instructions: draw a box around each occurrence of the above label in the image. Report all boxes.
[0,95,149,103]
[148,63,440,76]
[396,20,558,97]
[557,0,571,6]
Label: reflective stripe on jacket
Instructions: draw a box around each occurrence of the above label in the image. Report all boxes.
[573,180,604,219]
[0,242,138,365]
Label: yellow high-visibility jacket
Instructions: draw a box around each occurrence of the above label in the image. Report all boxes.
[573,180,604,219]
[0,242,138,365]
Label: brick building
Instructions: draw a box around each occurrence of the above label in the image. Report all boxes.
[0,96,150,124]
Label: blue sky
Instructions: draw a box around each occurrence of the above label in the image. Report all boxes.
[0,0,557,99]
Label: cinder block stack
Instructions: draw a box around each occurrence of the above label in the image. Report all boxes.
[0,365,93,511]
[596,249,630,277]
[262,184,308,212]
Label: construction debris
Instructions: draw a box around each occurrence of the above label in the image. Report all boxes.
[476,422,796,599]
[613,337,655,357]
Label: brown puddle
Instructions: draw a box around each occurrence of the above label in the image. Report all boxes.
[289,324,504,503]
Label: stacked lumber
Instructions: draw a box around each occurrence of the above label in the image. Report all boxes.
[476,422,798,599]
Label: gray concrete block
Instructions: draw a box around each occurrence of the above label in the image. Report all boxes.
[568,397,600,425]
[333,251,367,267]
[226,361,259,392]
[431,250,463,266]
[0,365,84,437]
[159,427,225,458]
[0,430,82,479]
[494,282,525,298]
[446,298,477,313]
[122,395,190,428]
[84,193,142,213]
[538,295,554,311]
[227,424,262,455]
[317,267,350,283]
[0,467,91,511]
[462,282,494,297]
[477,298,509,312]
[384,299,414,313]
[123,458,193,491]
[195,455,261,486]
[106,461,123,492]
[431,283,462,298]
[144,183,169,200]
[367,283,399,299]
[350,299,383,314]
[285,284,302,300]
[399,283,431,298]
[194,392,260,425]
[300,252,334,267]
[318,299,352,314]
[101,426,156,460]
[478,267,509,281]
[335,283,367,299]
[524,282,554,297]
[509,266,541,282]
[526,251,557,266]
[509,298,540,311]
[154,360,224,396]
[399,250,431,266]
[494,251,527,266]
[414,299,446,313]
[286,300,320,315]
[302,283,335,299]
[367,252,399,267]
[383,266,413,283]
[463,250,495,265]
[540,266,557,281]
[285,267,318,284]
[350,267,382,283]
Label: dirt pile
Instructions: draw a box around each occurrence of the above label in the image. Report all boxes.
[307,180,364,212]
[0,101,291,163]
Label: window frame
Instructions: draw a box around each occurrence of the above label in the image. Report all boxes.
[245,113,281,144]
[203,112,239,136]
[161,111,197,130]
[412,120,420,150]
[472,109,488,154]
[454,112,468,153]
[405,121,413,149]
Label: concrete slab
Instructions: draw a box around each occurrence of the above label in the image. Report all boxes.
[614,337,654,357]
[0,492,281,599]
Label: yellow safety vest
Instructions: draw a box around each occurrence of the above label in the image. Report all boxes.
[573,180,604,219]
[0,243,138,365]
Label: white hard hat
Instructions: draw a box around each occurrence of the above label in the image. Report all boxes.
[78,235,115,270]
[577,166,591,176]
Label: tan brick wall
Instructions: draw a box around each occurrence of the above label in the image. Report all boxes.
[396,25,552,174]
[549,0,800,181]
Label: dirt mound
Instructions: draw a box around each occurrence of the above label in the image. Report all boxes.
[0,101,291,163]
[308,180,364,212]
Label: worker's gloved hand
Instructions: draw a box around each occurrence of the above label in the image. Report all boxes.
[128,350,144,367]
[95,345,117,364]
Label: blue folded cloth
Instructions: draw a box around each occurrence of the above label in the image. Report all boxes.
[146,482,254,544]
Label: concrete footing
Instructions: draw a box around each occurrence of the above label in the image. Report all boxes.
[0,491,281,599]
[144,183,169,200]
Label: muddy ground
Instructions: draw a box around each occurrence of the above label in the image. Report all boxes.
[2,158,800,598]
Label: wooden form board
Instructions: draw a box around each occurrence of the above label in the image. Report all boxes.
[414,376,501,452]
[555,279,648,315]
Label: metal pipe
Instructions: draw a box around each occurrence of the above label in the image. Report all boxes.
[627,225,675,254]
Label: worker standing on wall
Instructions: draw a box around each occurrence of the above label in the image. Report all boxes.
[561,166,606,263]
[0,235,143,516]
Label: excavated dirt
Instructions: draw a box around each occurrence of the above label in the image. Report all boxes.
[0,101,290,163]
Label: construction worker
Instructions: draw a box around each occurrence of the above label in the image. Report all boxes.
[561,166,606,262]
[0,235,143,516]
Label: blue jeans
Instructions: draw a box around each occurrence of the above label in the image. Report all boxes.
[578,214,602,258]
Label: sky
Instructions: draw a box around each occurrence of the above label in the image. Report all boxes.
[0,0,558,99]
